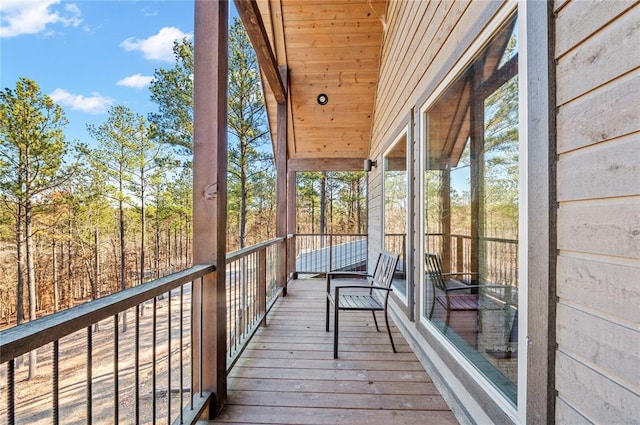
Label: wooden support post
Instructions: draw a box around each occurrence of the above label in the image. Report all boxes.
[287,170,297,279]
[469,64,485,284]
[442,167,452,274]
[276,66,288,296]
[192,0,228,417]
[456,235,465,275]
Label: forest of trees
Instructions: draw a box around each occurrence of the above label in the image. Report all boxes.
[0,16,368,349]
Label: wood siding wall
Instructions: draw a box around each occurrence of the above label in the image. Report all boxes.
[554,1,640,422]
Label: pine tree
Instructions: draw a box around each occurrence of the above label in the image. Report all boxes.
[0,77,73,378]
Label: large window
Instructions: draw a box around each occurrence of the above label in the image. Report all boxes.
[383,132,408,298]
[422,15,519,404]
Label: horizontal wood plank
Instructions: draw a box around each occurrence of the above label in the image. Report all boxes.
[226,389,450,410]
[281,3,382,22]
[287,157,365,171]
[555,0,635,57]
[557,254,640,323]
[557,303,639,389]
[557,197,640,259]
[210,405,457,425]
[555,397,590,424]
[287,46,381,61]
[556,5,640,105]
[286,33,382,49]
[557,134,640,201]
[240,348,416,362]
[284,19,384,35]
[556,351,640,423]
[227,376,440,396]
[556,71,639,153]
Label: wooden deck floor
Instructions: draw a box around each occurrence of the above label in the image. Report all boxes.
[206,279,458,425]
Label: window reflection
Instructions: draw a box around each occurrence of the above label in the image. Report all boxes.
[384,133,408,297]
[423,15,519,404]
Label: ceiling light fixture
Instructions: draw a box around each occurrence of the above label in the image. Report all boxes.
[317,93,328,105]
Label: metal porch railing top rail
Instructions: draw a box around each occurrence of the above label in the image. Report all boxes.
[0,265,214,364]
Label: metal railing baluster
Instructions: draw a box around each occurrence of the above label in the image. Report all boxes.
[199,276,203,398]
[179,284,184,424]
[87,326,92,424]
[189,280,195,411]
[53,340,59,425]
[242,256,248,339]
[114,314,119,424]
[152,297,157,425]
[167,290,171,423]
[8,359,15,425]
[135,305,140,425]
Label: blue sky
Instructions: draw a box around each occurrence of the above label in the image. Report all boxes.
[1,0,235,146]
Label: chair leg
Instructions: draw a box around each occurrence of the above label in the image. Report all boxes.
[444,305,451,334]
[325,297,330,332]
[429,293,436,319]
[371,311,380,331]
[333,306,339,358]
[384,309,396,353]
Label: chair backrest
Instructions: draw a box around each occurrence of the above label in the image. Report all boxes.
[371,251,400,290]
[425,253,447,290]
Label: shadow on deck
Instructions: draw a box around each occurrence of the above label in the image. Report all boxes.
[206,279,458,425]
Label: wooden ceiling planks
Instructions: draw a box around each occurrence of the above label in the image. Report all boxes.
[252,0,386,165]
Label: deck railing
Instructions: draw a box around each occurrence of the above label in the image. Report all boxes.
[426,233,518,288]
[0,238,285,425]
[292,233,367,276]
[0,265,215,425]
[225,238,283,371]
[1,233,517,423]
[288,233,515,287]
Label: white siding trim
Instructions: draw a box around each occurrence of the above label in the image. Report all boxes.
[516,1,529,421]
[383,128,411,305]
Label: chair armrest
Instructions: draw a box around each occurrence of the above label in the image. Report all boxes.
[327,271,371,278]
[335,285,392,297]
[442,284,512,292]
[335,284,391,291]
[440,272,478,277]
[326,271,370,292]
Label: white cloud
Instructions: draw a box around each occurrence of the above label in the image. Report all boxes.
[0,0,82,38]
[120,27,192,62]
[117,74,154,89]
[141,6,158,17]
[61,3,82,27]
[49,89,113,114]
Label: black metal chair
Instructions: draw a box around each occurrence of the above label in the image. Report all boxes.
[325,251,400,358]
[426,253,513,331]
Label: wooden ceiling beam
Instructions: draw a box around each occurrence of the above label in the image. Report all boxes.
[288,158,367,172]
[235,0,287,104]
